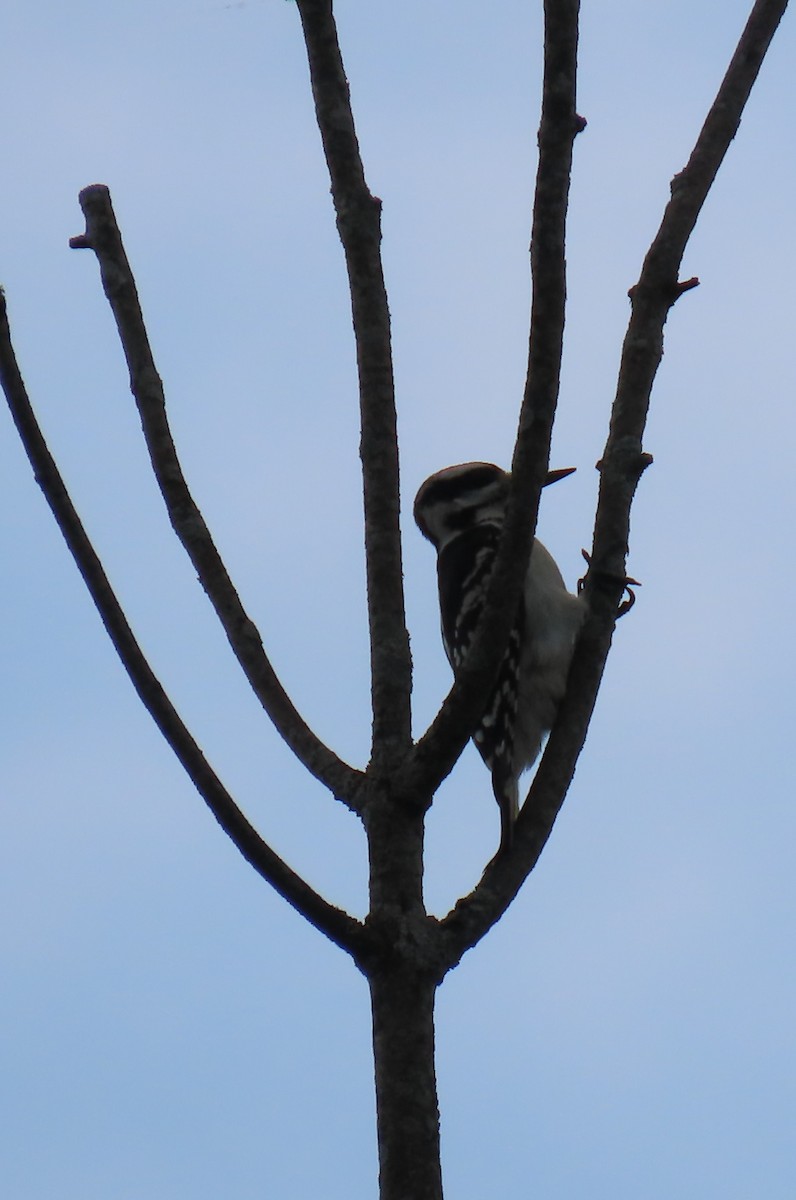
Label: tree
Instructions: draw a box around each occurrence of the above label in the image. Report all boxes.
[1,2,796,1200]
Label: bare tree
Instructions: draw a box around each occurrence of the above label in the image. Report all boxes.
[0,1,788,1196]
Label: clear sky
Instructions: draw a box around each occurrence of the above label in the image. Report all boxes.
[2,2,794,1197]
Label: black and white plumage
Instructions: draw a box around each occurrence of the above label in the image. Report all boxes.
[414,461,585,854]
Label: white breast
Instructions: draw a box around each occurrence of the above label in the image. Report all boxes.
[512,538,585,775]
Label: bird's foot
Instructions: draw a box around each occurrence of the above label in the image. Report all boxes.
[578,550,640,618]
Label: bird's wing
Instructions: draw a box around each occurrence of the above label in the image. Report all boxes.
[436,526,524,795]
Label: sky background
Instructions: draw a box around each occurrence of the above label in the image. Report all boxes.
[1,1,795,1197]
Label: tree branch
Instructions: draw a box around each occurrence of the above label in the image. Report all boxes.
[294,0,412,767]
[69,184,362,810]
[437,0,790,965]
[0,289,365,955]
[407,0,582,798]
[592,0,790,585]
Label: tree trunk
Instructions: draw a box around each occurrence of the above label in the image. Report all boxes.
[369,965,443,1200]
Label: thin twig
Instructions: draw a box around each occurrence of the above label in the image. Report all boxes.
[0,289,365,955]
[408,0,582,798]
[294,0,412,768]
[438,0,789,963]
[70,184,362,810]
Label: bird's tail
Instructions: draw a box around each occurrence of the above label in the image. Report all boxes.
[493,771,519,856]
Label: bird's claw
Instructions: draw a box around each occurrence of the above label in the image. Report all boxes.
[578,549,640,618]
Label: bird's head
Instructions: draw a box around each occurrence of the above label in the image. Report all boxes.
[413,461,574,550]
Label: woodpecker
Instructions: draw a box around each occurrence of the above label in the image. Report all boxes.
[414,461,584,854]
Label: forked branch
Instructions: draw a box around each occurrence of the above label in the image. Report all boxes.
[0,290,365,955]
[438,0,789,964]
[70,184,362,810]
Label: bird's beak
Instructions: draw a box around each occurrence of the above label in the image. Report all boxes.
[543,466,576,487]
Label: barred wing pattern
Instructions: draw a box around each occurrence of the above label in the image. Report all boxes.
[436,524,524,845]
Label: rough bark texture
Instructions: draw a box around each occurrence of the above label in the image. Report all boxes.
[368,968,442,1200]
[359,781,446,1198]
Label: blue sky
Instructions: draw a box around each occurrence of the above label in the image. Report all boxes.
[1,2,795,1196]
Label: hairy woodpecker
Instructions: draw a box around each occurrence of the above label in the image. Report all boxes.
[414,461,584,854]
